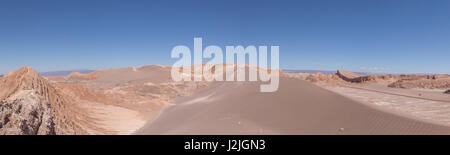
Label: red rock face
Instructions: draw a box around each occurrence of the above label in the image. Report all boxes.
[0,66,83,135]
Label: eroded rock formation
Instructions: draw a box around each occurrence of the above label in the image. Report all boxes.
[0,66,84,135]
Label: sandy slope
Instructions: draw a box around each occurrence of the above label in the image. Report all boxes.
[50,65,206,134]
[325,84,450,127]
[135,77,450,135]
[3,65,450,135]
[1,65,202,135]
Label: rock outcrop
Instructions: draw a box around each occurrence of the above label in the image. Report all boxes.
[305,72,344,85]
[429,74,450,80]
[388,78,450,89]
[336,70,362,82]
[335,70,392,83]
[66,71,98,81]
[0,66,84,135]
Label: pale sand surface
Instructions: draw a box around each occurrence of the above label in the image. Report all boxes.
[76,102,147,135]
[325,84,450,127]
[42,65,201,134]
[342,83,450,102]
[135,77,450,135]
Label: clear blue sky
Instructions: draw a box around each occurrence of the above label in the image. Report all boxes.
[1,0,449,74]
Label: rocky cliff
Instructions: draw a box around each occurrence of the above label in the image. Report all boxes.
[0,66,84,135]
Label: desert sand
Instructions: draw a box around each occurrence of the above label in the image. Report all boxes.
[0,65,206,134]
[135,77,450,135]
[1,66,450,135]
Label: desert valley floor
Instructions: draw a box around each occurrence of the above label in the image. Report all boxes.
[1,65,450,135]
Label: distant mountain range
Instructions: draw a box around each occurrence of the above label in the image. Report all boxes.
[0,69,96,77]
[282,70,337,75]
[0,68,430,78]
[38,69,96,76]
[282,69,383,76]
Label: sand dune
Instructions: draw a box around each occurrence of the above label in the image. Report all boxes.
[135,77,450,135]
[3,65,450,135]
[0,65,206,135]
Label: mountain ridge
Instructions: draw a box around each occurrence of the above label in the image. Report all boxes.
[0,66,84,134]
